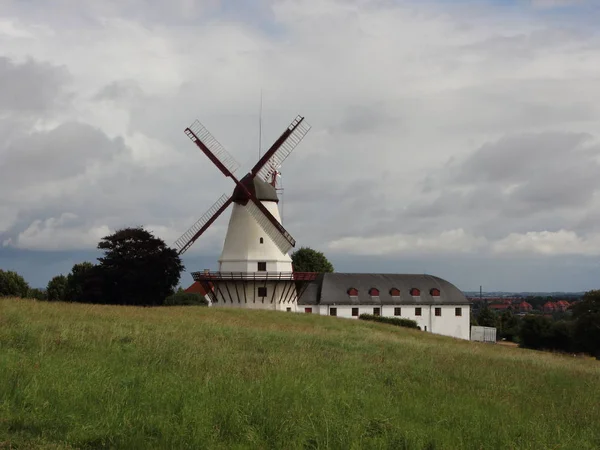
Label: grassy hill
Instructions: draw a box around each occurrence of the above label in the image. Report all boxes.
[1,298,599,449]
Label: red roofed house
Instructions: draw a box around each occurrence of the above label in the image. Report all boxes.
[518,301,533,313]
[185,281,213,297]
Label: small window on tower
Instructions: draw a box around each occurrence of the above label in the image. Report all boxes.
[260,237,264,244]
[257,261,267,271]
[258,287,267,297]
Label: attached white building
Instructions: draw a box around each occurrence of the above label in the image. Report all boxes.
[297,273,471,340]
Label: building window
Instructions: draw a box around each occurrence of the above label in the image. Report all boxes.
[430,288,441,297]
[305,307,312,314]
[373,307,380,316]
[257,261,267,271]
[352,307,359,317]
[369,288,380,297]
[347,287,358,296]
[257,287,267,297]
[410,288,421,296]
[455,307,462,316]
[415,307,422,316]
[330,307,337,316]
[259,237,264,244]
[286,307,291,312]
[435,307,441,316]
[394,307,401,316]
[390,288,400,297]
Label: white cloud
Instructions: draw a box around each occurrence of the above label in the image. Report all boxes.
[4,213,111,251]
[491,229,600,256]
[328,229,488,256]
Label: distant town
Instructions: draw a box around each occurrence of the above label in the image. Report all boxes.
[465,291,584,316]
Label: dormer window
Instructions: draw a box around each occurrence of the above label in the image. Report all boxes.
[410,288,421,296]
[368,288,380,297]
[390,288,400,297]
[430,288,440,297]
[347,288,358,297]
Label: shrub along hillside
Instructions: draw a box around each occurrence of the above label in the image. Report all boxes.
[1,298,599,449]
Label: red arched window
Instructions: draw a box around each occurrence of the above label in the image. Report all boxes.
[389,288,400,297]
[430,288,440,297]
[347,288,358,296]
[410,288,421,296]
[369,288,380,297]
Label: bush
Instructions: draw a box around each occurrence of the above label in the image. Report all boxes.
[0,269,29,297]
[47,275,68,301]
[27,287,47,301]
[359,314,419,329]
[164,291,209,306]
[519,315,576,353]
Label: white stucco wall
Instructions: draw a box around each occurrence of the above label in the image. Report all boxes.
[304,304,470,340]
[209,281,298,311]
[218,201,293,272]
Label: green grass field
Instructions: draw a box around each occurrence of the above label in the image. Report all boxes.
[1,298,599,449]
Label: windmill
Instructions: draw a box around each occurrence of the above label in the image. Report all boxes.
[174,115,317,309]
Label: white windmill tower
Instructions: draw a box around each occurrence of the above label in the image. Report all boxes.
[173,115,316,310]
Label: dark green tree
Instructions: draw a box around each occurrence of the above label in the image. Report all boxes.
[97,226,184,306]
[476,305,498,328]
[519,315,553,350]
[291,247,334,273]
[499,310,520,342]
[65,262,98,303]
[27,287,47,300]
[0,269,29,297]
[47,274,68,301]
[571,290,600,358]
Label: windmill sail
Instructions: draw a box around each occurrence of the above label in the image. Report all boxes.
[245,200,295,254]
[174,194,232,255]
[252,116,311,182]
[185,120,241,177]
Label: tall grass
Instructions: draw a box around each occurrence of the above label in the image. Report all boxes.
[1,298,599,449]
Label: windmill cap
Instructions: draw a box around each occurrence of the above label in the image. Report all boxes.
[232,176,279,203]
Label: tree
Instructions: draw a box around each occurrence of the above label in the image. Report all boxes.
[28,287,47,300]
[65,262,99,303]
[291,247,334,273]
[499,310,520,342]
[0,269,29,297]
[571,290,600,358]
[47,275,68,301]
[519,315,553,350]
[97,226,184,306]
[476,305,498,328]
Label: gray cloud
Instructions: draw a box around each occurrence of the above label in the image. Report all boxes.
[3,0,600,290]
[0,56,71,114]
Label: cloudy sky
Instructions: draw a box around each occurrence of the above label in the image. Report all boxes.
[2,0,600,292]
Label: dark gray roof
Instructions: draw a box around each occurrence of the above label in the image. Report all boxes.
[232,176,279,203]
[298,273,469,306]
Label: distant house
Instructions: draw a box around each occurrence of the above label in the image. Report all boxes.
[554,300,571,312]
[517,301,533,313]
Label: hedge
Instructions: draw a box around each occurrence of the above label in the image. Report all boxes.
[359,314,420,329]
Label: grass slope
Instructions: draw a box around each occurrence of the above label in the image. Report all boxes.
[1,298,599,450]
